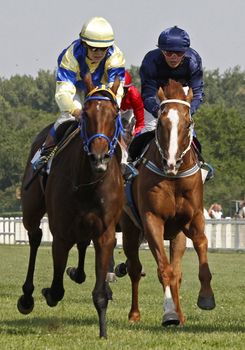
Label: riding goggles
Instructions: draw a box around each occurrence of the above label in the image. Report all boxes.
[163,51,185,57]
[86,45,109,52]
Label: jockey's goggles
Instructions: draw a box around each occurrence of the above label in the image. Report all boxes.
[163,51,185,57]
[86,45,109,52]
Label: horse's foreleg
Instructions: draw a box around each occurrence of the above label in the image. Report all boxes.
[92,231,116,338]
[17,227,43,314]
[169,231,186,324]
[42,238,71,307]
[190,217,216,310]
[66,240,90,284]
[145,217,180,327]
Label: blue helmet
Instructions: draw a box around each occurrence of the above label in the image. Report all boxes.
[158,26,190,52]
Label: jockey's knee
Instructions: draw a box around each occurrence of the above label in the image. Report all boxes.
[54,112,76,130]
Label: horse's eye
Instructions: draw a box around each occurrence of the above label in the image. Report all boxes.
[186,119,194,129]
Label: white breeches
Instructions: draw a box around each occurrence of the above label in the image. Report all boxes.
[141,109,157,133]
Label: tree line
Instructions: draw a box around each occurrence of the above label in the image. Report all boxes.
[0,66,244,216]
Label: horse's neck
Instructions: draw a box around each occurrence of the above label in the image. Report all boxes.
[180,149,197,170]
[144,141,163,170]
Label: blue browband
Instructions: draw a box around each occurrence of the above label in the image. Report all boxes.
[84,96,111,103]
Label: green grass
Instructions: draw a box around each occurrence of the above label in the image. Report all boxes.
[0,245,244,350]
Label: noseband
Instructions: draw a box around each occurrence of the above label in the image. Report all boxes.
[80,88,124,157]
[155,99,194,167]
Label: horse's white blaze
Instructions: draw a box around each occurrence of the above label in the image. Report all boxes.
[164,285,176,314]
[167,109,179,168]
[96,102,101,111]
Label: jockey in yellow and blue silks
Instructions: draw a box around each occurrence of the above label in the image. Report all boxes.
[34,16,125,170]
[139,26,214,182]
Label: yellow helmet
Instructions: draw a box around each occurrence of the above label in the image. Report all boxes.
[80,17,114,48]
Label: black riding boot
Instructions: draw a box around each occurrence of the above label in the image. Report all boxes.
[33,134,56,171]
[192,137,214,182]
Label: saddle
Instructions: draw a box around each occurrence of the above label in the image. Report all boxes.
[129,130,204,164]
[128,130,155,161]
[54,121,80,153]
[27,121,80,191]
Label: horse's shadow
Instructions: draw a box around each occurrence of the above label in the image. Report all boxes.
[1,314,244,336]
[111,317,245,334]
[0,315,98,336]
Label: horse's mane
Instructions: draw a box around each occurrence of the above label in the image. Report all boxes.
[164,79,186,100]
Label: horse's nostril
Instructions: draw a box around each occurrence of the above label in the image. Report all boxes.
[89,154,97,163]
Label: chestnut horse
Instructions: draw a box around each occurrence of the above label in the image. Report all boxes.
[120,79,215,326]
[17,74,124,338]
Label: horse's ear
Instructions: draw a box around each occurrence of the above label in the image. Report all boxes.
[158,87,166,102]
[186,87,193,103]
[110,75,120,95]
[83,72,95,93]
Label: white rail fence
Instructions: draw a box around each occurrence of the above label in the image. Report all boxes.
[0,216,245,251]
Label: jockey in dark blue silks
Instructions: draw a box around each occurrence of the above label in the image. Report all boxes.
[139,25,214,182]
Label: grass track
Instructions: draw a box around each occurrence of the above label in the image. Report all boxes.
[0,245,244,349]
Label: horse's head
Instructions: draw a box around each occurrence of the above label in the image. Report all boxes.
[81,74,122,172]
[156,79,194,175]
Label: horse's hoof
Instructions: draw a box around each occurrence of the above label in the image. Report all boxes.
[42,288,58,307]
[115,263,127,277]
[162,312,180,327]
[197,295,216,310]
[66,267,86,284]
[17,295,34,315]
[128,311,140,322]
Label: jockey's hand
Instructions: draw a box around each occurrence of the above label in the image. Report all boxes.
[133,126,143,136]
[72,108,82,120]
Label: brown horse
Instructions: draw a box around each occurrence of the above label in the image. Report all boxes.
[120,79,215,326]
[17,74,124,338]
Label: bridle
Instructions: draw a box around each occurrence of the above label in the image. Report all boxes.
[155,99,194,167]
[143,97,200,178]
[80,87,124,157]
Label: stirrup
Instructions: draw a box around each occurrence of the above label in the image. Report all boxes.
[32,145,54,172]
[32,155,49,172]
[201,163,214,182]
[123,162,139,181]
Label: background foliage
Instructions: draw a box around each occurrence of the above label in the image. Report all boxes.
[0,66,244,216]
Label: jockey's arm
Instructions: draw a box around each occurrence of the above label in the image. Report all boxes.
[55,44,81,116]
[128,87,145,134]
[140,64,159,118]
[189,60,204,116]
[55,81,80,116]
